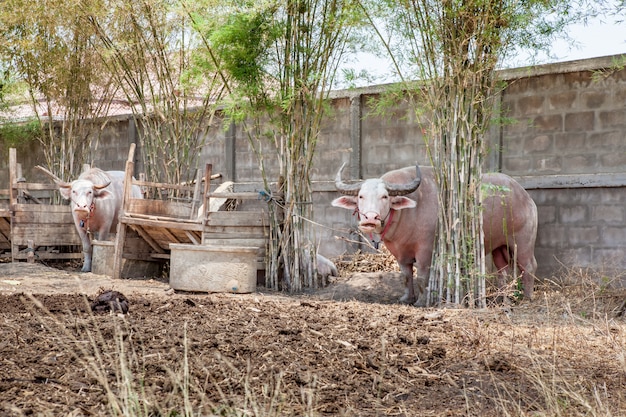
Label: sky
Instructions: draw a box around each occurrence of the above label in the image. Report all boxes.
[344,14,626,87]
[519,16,626,65]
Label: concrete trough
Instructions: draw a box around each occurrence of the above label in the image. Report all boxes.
[169,244,259,293]
[92,240,161,278]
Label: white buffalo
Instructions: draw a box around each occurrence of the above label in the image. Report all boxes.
[53,168,142,272]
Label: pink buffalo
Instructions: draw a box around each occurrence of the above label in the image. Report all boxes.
[332,164,538,306]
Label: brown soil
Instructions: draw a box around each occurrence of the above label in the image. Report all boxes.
[1,262,626,416]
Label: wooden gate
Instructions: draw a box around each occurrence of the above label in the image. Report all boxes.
[8,148,82,263]
[113,144,271,280]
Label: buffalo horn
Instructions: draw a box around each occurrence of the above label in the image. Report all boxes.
[35,165,70,188]
[93,181,111,190]
[384,164,422,196]
[334,162,363,196]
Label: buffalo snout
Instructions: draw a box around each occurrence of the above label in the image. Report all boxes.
[358,211,382,232]
[73,207,90,220]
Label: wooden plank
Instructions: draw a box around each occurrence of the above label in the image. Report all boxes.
[202,237,267,247]
[160,227,181,244]
[130,224,199,249]
[132,179,196,193]
[202,229,268,239]
[151,226,196,245]
[127,199,194,218]
[124,211,199,224]
[12,204,71,213]
[11,225,82,246]
[119,215,205,232]
[202,163,213,222]
[0,216,10,242]
[205,211,269,227]
[12,183,60,191]
[13,252,83,260]
[12,207,74,224]
[9,148,17,206]
[189,168,203,220]
[208,192,264,200]
[129,225,166,253]
[184,230,201,245]
[151,253,171,259]
[515,172,626,189]
[114,144,136,279]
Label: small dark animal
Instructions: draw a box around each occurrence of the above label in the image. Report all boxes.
[91,290,129,314]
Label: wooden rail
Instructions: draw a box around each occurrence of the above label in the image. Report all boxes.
[7,148,82,263]
[112,144,271,280]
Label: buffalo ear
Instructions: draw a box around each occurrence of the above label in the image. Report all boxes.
[331,196,358,210]
[390,196,416,210]
[93,189,112,199]
[58,186,71,200]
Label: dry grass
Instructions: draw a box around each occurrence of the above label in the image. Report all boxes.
[2,259,626,416]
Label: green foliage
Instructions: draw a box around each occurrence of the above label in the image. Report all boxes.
[481,182,511,199]
[0,120,42,149]
[0,68,11,108]
[0,0,113,178]
[85,0,226,185]
[209,9,276,87]
[591,55,626,82]
[189,0,366,291]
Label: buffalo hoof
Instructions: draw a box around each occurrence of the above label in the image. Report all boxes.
[399,294,414,305]
[414,299,427,308]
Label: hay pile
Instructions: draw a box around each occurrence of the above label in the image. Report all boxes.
[333,245,400,276]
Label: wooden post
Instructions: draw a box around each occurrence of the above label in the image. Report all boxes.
[27,240,34,263]
[139,173,146,198]
[16,164,25,203]
[113,144,136,279]
[8,148,16,207]
[189,168,202,220]
[201,164,212,231]
[9,148,17,263]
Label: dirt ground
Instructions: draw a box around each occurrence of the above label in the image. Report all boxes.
[1,261,626,416]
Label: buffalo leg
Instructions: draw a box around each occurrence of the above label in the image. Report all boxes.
[492,246,512,302]
[77,228,92,273]
[517,253,537,301]
[493,246,537,301]
[399,260,429,307]
[399,262,416,305]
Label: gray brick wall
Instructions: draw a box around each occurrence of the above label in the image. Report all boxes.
[3,54,625,279]
[498,57,626,277]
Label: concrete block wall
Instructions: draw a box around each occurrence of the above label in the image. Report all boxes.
[500,65,626,175]
[360,93,431,176]
[498,57,626,277]
[88,116,135,172]
[527,187,626,275]
[2,54,625,280]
